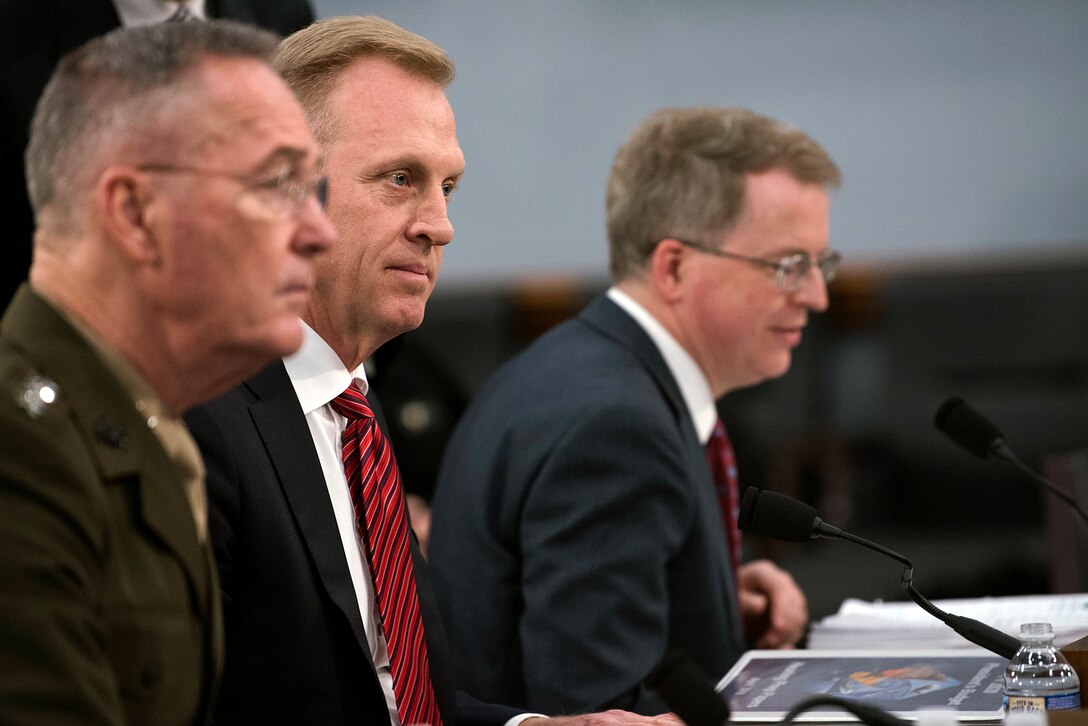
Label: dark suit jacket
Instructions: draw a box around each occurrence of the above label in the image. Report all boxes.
[429,294,746,716]
[0,286,222,725]
[0,0,315,308]
[185,360,523,725]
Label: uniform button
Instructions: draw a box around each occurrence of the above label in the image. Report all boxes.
[94,417,127,450]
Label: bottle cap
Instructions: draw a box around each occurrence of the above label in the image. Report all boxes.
[1019,622,1054,638]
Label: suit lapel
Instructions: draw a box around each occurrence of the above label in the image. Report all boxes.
[241,362,455,714]
[130,448,210,611]
[580,295,742,629]
[243,363,372,656]
[580,295,690,426]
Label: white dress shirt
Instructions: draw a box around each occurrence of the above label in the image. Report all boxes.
[282,322,400,725]
[607,287,718,445]
[283,322,541,726]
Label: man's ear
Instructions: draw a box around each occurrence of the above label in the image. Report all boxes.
[98,166,161,266]
[647,237,688,304]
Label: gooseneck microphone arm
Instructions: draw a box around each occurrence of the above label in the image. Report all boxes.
[935,396,1088,535]
[739,488,1022,659]
[820,520,1019,659]
[992,442,1088,533]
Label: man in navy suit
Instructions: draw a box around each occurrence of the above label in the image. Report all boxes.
[186,15,678,726]
[429,107,842,715]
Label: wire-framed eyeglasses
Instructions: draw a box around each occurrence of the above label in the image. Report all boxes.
[671,238,842,293]
[138,163,328,218]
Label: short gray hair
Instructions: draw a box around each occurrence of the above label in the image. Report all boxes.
[25,20,280,230]
[606,106,841,281]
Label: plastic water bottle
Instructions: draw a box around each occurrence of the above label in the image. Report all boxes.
[1003,622,1081,713]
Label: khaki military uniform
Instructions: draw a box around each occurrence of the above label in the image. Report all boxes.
[0,286,222,725]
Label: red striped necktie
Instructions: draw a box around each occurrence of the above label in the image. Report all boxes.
[330,382,442,726]
[706,419,742,575]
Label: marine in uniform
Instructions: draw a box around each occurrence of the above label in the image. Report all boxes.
[0,287,222,724]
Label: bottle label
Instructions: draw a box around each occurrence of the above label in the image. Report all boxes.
[1004,691,1082,712]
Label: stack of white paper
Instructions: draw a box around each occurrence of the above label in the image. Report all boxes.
[809,593,1088,651]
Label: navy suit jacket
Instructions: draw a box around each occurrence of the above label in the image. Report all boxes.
[429,294,746,715]
[186,361,520,725]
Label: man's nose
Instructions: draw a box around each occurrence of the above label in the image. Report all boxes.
[791,264,829,311]
[294,192,338,255]
[408,187,454,247]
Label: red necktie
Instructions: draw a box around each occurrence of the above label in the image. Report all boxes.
[331,383,442,726]
[706,419,742,575]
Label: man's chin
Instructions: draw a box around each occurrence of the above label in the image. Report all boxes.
[388,295,431,333]
[739,354,794,390]
[393,310,427,337]
[764,355,793,382]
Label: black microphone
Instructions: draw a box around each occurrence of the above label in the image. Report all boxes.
[935,396,1088,533]
[644,650,729,726]
[933,396,1004,459]
[739,488,1021,659]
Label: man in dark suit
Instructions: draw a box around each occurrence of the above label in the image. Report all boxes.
[186,16,675,726]
[183,15,467,724]
[0,0,315,310]
[429,107,843,715]
[184,17,670,726]
[0,21,334,724]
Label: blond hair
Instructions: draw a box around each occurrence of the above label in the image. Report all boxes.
[275,15,454,146]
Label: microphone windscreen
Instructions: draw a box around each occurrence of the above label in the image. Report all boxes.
[934,396,1004,459]
[645,650,729,726]
[738,488,819,542]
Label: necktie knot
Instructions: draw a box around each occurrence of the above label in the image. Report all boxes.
[330,382,375,422]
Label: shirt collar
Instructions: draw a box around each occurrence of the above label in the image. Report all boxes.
[606,287,718,444]
[282,320,370,415]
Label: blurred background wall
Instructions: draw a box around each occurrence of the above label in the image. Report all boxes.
[315,0,1088,617]
[314,0,1086,280]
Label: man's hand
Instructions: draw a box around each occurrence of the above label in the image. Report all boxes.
[736,559,807,649]
[406,493,432,557]
[523,711,682,726]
